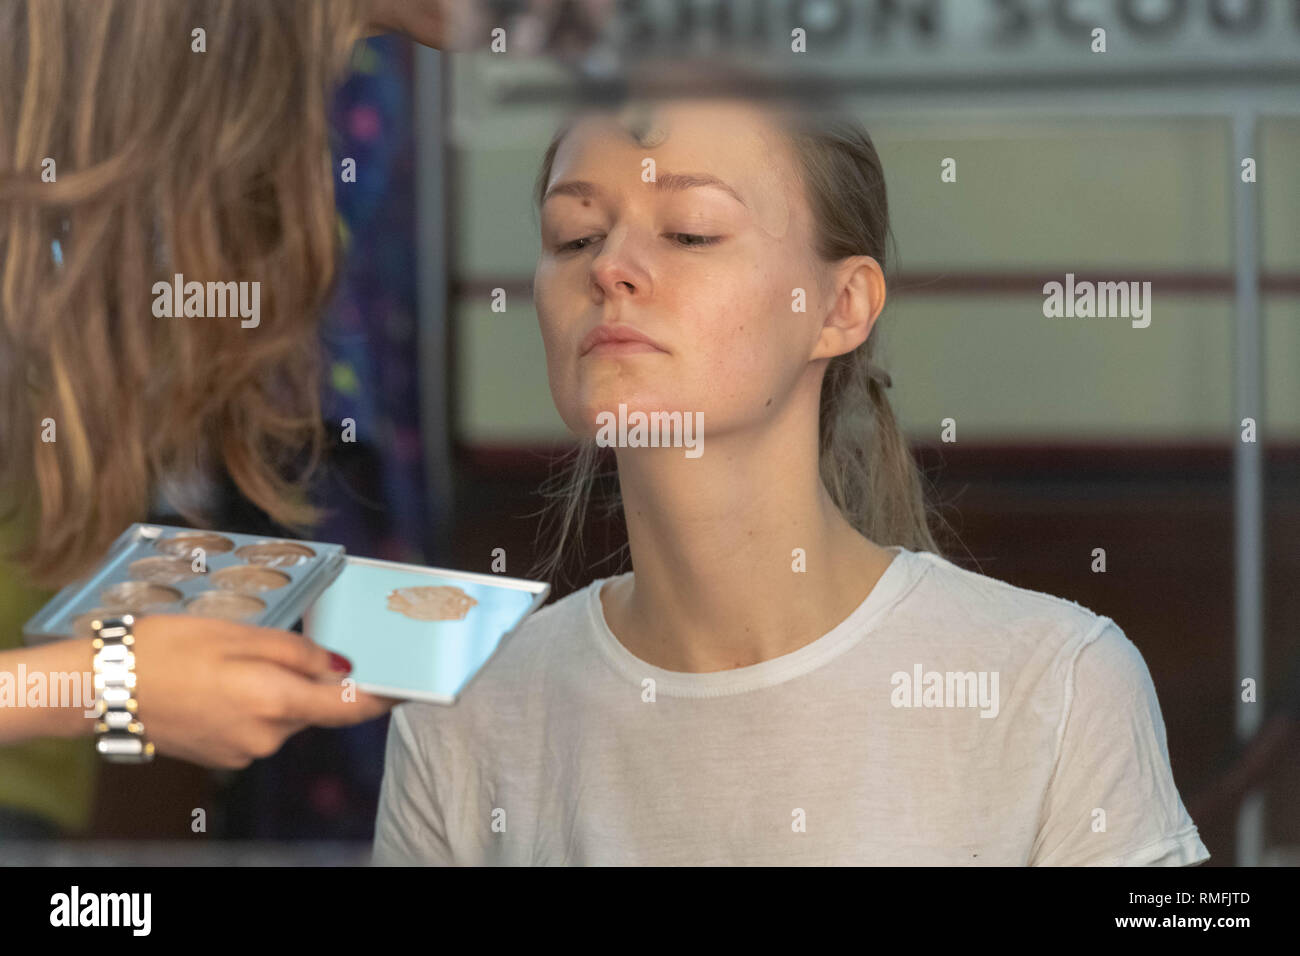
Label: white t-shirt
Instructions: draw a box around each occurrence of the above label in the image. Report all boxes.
[373,546,1210,866]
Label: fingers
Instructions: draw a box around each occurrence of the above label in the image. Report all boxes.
[209,692,392,768]
[227,626,344,680]
[226,635,388,725]
[205,690,393,769]
[223,627,395,725]
[141,615,340,680]
[273,675,397,728]
[151,616,394,724]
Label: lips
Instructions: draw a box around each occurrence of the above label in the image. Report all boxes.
[578,323,667,357]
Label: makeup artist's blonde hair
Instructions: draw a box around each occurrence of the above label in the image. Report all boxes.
[0,0,366,586]
[529,62,944,587]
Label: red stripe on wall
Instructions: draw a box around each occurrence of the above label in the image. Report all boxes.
[458,440,1300,480]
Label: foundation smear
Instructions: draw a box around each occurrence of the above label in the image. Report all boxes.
[235,541,316,568]
[386,585,478,622]
[185,592,265,622]
[211,566,291,593]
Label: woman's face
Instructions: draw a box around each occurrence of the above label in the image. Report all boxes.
[534,99,840,445]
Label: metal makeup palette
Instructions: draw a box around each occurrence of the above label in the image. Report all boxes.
[22,523,345,644]
[301,556,550,704]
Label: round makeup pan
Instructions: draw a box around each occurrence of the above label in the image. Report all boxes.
[234,541,316,568]
[101,581,183,611]
[154,532,235,557]
[128,556,205,584]
[184,592,266,621]
[210,566,291,593]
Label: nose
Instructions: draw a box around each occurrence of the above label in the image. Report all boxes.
[589,228,650,301]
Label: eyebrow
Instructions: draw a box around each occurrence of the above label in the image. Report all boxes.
[541,171,748,208]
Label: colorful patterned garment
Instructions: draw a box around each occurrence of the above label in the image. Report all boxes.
[222,35,431,841]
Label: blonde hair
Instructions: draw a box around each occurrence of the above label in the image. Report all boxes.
[0,0,366,586]
[528,64,943,587]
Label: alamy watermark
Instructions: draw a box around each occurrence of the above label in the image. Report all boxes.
[152,273,260,328]
[891,664,1000,718]
[594,403,703,458]
[0,666,96,712]
[50,886,151,936]
[1042,273,1151,328]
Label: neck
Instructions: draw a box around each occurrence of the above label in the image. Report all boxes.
[603,404,897,673]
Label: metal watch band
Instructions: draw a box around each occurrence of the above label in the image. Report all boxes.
[91,614,155,764]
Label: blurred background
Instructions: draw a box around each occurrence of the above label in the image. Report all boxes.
[6,0,1298,866]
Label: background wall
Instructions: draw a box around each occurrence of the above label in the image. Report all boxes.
[451,112,1300,443]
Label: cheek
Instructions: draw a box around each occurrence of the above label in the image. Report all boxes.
[534,270,578,367]
[533,261,613,437]
[537,317,579,418]
[532,289,576,410]
[690,269,800,399]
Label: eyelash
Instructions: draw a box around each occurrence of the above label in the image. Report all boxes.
[557,233,720,253]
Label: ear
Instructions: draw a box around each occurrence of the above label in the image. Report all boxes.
[810,256,886,361]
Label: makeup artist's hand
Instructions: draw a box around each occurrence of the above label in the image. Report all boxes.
[130,615,395,769]
[366,0,614,57]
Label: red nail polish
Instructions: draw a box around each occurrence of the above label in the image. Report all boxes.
[329,652,352,674]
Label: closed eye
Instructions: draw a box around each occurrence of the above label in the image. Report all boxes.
[556,233,722,253]
[668,233,721,248]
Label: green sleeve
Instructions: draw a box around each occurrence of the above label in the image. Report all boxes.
[0,515,97,833]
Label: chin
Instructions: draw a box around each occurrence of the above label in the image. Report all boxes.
[559,396,670,438]
[588,390,679,417]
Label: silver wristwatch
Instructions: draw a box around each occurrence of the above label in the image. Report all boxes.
[90,614,156,763]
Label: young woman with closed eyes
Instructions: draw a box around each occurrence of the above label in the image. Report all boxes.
[375,77,1209,866]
